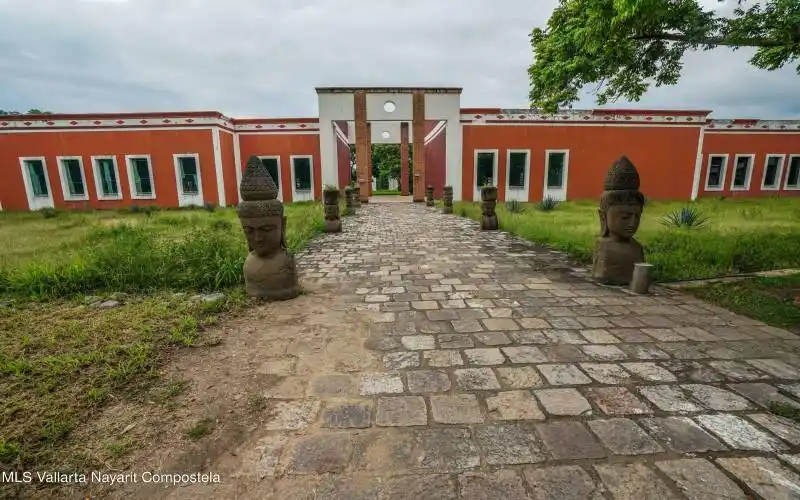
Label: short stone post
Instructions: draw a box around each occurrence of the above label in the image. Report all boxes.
[323,186,342,233]
[480,186,498,230]
[630,263,653,294]
[344,186,356,212]
[425,185,435,207]
[442,185,453,214]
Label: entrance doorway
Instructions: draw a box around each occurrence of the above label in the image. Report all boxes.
[473,150,498,201]
[544,150,569,201]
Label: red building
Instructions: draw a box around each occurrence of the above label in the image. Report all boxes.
[1,87,798,211]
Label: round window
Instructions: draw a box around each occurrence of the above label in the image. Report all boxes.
[383,101,397,113]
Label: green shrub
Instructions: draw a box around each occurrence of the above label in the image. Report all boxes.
[659,206,709,229]
[538,196,559,211]
[505,200,526,213]
[203,201,216,213]
[38,208,60,219]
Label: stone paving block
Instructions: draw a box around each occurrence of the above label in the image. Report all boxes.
[640,416,727,452]
[541,345,589,362]
[359,372,404,395]
[745,358,800,379]
[321,401,373,429]
[674,326,720,342]
[365,334,401,351]
[579,363,632,385]
[536,421,605,459]
[266,400,321,430]
[696,413,788,451]
[382,351,420,370]
[581,344,626,361]
[351,428,416,473]
[458,470,530,500]
[455,368,502,390]
[523,465,601,500]
[660,360,723,382]
[622,362,677,382]
[716,457,800,500]
[586,387,651,415]
[482,318,520,331]
[412,300,439,310]
[543,329,585,344]
[709,360,770,381]
[428,309,459,321]
[576,316,613,328]
[424,349,464,367]
[430,394,484,424]
[510,330,550,344]
[609,328,653,343]
[284,432,353,474]
[496,366,544,389]
[458,309,490,320]
[400,335,435,350]
[681,384,753,410]
[415,428,480,472]
[442,299,467,309]
[747,413,800,445]
[475,423,545,465]
[452,319,484,333]
[535,388,592,416]
[730,382,800,409]
[501,345,548,363]
[588,418,663,455]
[780,382,800,399]
[407,370,451,393]
[656,459,747,500]
[375,396,428,427]
[486,390,545,420]
[619,343,671,360]
[641,328,687,342]
[579,329,620,344]
[518,318,551,329]
[464,348,507,365]
[639,385,702,413]
[538,364,592,385]
[308,375,355,397]
[437,333,474,349]
[365,294,391,303]
[595,463,679,499]
[474,332,512,346]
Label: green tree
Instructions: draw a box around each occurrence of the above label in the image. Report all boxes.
[529,0,800,112]
[349,143,413,189]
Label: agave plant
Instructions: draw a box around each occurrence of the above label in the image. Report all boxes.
[659,206,709,229]
[505,199,526,213]
[537,196,559,211]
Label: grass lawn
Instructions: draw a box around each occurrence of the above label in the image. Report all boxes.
[0,203,323,474]
[372,189,401,196]
[453,197,800,282]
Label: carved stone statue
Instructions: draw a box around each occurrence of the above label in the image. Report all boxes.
[323,187,342,233]
[442,185,453,214]
[237,155,301,300]
[425,185,435,207]
[592,155,646,285]
[480,186,498,230]
[344,186,356,211]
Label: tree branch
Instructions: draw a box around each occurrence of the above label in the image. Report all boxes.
[631,32,791,47]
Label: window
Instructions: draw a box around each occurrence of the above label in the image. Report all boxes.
[476,152,496,186]
[508,151,528,188]
[731,155,754,190]
[785,156,800,190]
[59,158,86,198]
[92,156,121,198]
[259,157,280,186]
[178,156,199,194]
[761,155,784,190]
[24,159,49,197]
[546,151,567,188]
[705,155,727,190]
[292,157,312,191]
[126,155,155,198]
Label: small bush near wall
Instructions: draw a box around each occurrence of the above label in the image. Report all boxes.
[452,198,800,282]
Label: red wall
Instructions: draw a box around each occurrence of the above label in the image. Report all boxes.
[0,129,217,210]
[424,121,446,198]
[335,121,351,188]
[461,124,702,201]
[700,132,800,198]
[237,133,321,202]
[219,130,238,205]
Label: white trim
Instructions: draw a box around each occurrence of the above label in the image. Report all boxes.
[543,149,570,201]
[290,155,315,202]
[730,154,755,191]
[56,156,89,201]
[784,155,800,190]
[234,131,321,136]
[761,154,785,191]
[257,155,283,202]
[473,149,499,201]
[18,156,55,210]
[90,155,123,200]
[703,130,800,135]
[690,128,705,200]
[424,120,446,145]
[703,154,729,192]
[462,110,711,124]
[173,153,204,207]
[462,122,702,129]
[124,154,156,200]
[233,132,242,203]
[505,149,530,202]
[211,128,226,207]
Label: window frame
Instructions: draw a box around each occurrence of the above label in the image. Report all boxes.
[91,155,123,200]
[730,154,755,191]
[506,149,530,190]
[704,154,729,191]
[125,154,156,200]
[760,154,785,191]
[257,155,282,200]
[544,149,570,190]
[784,155,800,190]
[473,149,499,198]
[56,156,89,201]
[290,155,314,192]
[19,156,54,209]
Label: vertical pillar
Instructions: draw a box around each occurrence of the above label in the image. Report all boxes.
[354,91,370,202]
[412,90,426,202]
[400,122,410,196]
[366,122,373,198]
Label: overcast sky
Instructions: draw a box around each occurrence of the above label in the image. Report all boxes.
[0,0,797,119]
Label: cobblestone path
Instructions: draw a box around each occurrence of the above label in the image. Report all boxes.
[270,202,800,499]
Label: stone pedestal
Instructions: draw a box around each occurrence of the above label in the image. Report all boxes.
[480,186,498,230]
[442,185,453,214]
[323,189,342,233]
[344,186,356,212]
[425,185,435,207]
[630,263,653,294]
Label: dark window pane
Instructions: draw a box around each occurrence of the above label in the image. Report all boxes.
[476,152,495,186]
[508,152,527,187]
[261,158,280,185]
[179,157,199,194]
[98,159,118,195]
[26,160,48,196]
[132,158,152,194]
[63,159,84,196]
[764,156,780,187]
[547,152,565,188]
[293,158,312,190]
[787,157,800,187]
[707,156,724,187]
[733,157,750,187]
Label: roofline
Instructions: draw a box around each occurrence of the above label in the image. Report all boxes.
[315,86,462,94]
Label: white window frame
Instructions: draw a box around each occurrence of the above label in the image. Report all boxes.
[761,154,785,191]
[19,156,55,210]
[730,154,755,191]
[173,153,204,206]
[290,154,315,200]
[91,155,123,200]
[473,149,499,201]
[784,154,800,190]
[125,154,157,200]
[56,156,89,201]
[543,149,570,199]
[506,149,530,190]
[704,154,728,191]
[257,155,282,201]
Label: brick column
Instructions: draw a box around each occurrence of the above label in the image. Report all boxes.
[412,90,426,202]
[366,122,373,198]
[354,91,370,202]
[400,122,410,196]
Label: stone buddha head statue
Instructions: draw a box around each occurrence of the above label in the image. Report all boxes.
[237,155,285,257]
[598,156,645,242]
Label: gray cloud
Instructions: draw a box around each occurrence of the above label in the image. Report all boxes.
[0,0,796,118]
